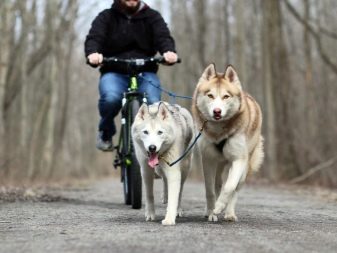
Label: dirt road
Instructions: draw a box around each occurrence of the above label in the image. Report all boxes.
[1,178,336,253]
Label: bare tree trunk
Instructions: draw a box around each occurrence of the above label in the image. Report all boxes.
[234,0,246,83]
[0,2,12,169]
[51,0,78,178]
[214,2,224,66]
[195,0,207,70]
[301,0,315,174]
[3,0,31,177]
[303,0,313,84]
[262,0,299,179]
[224,0,231,65]
[261,1,277,180]
[246,0,262,102]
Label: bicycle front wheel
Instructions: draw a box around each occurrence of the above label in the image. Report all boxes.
[129,99,142,209]
[122,116,131,205]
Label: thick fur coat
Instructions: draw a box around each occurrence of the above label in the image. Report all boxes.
[192,64,264,222]
[132,102,194,225]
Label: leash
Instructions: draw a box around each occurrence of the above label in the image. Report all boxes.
[138,75,193,104]
[137,75,203,167]
[160,119,207,167]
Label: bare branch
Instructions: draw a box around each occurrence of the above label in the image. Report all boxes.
[290,157,337,184]
[319,26,337,40]
[282,0,337,75]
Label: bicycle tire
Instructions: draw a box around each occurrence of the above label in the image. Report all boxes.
[121,104,131,205]
[129,99,142,209]
[122,162,131,205]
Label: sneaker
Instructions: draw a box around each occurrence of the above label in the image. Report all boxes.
[96,131,113,152]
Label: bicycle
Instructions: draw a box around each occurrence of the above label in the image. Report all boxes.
[90,56,180,209]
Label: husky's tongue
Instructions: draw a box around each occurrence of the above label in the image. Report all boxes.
[148,153,159,168]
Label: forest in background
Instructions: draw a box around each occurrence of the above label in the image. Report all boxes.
[0,0,336,187]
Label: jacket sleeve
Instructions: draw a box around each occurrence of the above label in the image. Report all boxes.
[84,11,109,57]
[150,12,176,55]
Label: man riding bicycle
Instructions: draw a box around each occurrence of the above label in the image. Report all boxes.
[85,0,178,151]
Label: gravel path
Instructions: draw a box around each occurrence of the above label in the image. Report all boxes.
[0,178,336,253]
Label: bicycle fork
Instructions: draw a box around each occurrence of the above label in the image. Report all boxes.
[114,92,147,170]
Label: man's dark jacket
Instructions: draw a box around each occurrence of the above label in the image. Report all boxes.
[84,3,176,74]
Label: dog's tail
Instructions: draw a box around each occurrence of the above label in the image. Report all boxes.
[248,136,264,174]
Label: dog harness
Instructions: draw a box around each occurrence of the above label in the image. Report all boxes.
[214,138,228,153]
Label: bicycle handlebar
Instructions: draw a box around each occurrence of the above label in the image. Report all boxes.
[87,56,181,68]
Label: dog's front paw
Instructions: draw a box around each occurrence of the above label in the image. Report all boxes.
[205,209,218,222]
[162,217,176,226]
[224,213,238,222]
[145,211,155,221]
[213,202,226,215]
[208,214,218,222]
[145,214,155,221]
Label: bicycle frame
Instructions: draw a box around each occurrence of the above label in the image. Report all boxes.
[117,75,147,161]
[112,72,146,208]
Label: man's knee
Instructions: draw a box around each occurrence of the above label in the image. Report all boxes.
[99,94,121,115]
[100,93,120,105]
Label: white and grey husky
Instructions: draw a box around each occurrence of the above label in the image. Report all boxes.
[131,102,195,225]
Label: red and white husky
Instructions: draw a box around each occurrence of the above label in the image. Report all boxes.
[192,64,264,222]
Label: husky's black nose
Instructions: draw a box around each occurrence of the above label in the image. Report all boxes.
[149,145,157,153]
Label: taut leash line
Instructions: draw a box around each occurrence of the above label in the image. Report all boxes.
[138,76,193,103]
[160,120,207,167]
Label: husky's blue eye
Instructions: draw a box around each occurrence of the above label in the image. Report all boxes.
[158,131,163,135]
[143,130,149,135]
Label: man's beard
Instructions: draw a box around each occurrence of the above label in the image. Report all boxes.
[117,0,141,15]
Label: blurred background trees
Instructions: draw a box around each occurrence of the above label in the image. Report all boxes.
[0,0,110,182]
[0,0,336,187]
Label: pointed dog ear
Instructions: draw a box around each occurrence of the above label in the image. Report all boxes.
[137,103,149,120]
[158,102,170,120]
[225,65,241,88]
[201,63,217,81]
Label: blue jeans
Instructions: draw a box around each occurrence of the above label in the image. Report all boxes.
[98,72,161,139]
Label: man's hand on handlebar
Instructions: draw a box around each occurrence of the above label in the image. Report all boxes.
[86,53,180,67]
[88,52,103,65]
[163,51,178,64]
